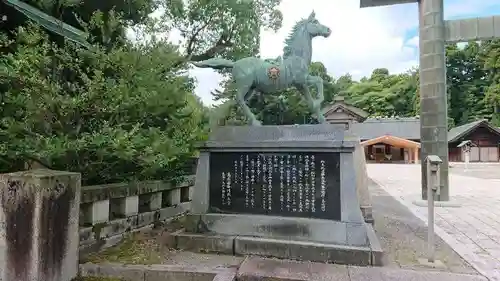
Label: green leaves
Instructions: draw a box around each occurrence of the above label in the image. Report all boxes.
[0,26,207,185]
[162,0,282,62]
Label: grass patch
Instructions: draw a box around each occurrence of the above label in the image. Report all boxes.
[85,232,163,265]
[84,216,187,265]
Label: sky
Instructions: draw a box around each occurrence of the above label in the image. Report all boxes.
[170,0,500,106]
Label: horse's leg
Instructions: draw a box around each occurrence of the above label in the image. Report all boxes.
[295,83,323,123]
[244,89,256,102]
[306,75,326,123]
[306,75,324,105]
[236,85,261,126]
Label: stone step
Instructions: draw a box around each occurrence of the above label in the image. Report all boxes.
[237,257,488,281]
[79,256,488,281]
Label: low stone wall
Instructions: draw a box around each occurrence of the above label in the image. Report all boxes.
[79,175,195,250]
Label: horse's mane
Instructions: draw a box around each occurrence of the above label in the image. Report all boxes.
[283,19,308,58]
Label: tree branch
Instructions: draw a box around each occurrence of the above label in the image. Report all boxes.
[185,14,216,55]
[171,32,233,68]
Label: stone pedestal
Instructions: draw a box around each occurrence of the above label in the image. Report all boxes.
[353,139,374,225]
[0,169,81,281]
[181,125,383,266]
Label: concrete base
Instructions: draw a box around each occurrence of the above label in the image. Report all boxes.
[173,213,383,266]
[412,200,461,208]
[417,258,446,269]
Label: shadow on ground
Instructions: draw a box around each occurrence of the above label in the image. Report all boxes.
[369,178,476,274]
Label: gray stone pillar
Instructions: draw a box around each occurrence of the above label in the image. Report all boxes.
[419,0,449,201]
[0,169,81,281]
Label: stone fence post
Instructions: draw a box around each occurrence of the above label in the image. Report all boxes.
[0,169,81,281]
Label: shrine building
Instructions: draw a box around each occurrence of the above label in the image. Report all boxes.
[322,96,500,163]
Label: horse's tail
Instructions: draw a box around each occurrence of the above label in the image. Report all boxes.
[192,58,234,69]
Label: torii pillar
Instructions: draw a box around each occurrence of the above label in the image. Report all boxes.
[360,0,500,201]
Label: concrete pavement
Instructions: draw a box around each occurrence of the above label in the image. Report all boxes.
[368,164,500,281]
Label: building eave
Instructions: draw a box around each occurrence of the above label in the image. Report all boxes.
[360,0,417,8]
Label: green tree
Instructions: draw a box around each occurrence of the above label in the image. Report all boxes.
[446,42,490,126]
[162,0,282,64]
[345,69,417,117]
[0,26,207,184]
[481,40,500,126]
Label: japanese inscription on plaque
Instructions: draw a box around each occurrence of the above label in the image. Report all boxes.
[209,152,341,220]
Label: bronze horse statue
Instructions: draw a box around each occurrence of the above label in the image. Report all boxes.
[193,11,331,126]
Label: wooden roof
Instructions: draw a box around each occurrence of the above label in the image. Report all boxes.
[360,135,421,149]
[322,96,369,122]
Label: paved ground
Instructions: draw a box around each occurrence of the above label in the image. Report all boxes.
[449,162,500,179]
[368,163,500,281]
[370,179,475,273]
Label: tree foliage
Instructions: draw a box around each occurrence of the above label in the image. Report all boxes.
[161,0,282,63]
[1,2,208,185]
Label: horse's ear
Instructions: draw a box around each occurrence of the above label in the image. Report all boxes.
[308,11,316,20]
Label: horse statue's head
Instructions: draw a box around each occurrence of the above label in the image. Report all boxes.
[304,11,331,38]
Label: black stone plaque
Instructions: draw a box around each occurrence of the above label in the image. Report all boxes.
[209,152,341,220]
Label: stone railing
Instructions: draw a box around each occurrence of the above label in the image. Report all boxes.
[79,175,195,250]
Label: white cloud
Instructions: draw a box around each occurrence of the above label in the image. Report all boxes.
[157,0,499,106]
[406,36,419,48]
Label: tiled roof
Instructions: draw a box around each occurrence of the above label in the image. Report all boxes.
[350,117,421,140]
[447,119,500,142]
[322,103,369,122]
[352,118,500,142]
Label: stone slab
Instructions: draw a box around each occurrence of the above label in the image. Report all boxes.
[234,236,372,265]
[79,263,233,281]
[212,270,237,281]
[236,256,350,281]
[365,222,384,266]
[201,125,356,151]
[144,266,215,281]
[237,256,487,281]
[173,232,235,255]
[79,263,146,281]
[186,213,368,247]
[348,266,487,281]
[208,124,346,142]
[173,228,371,266]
